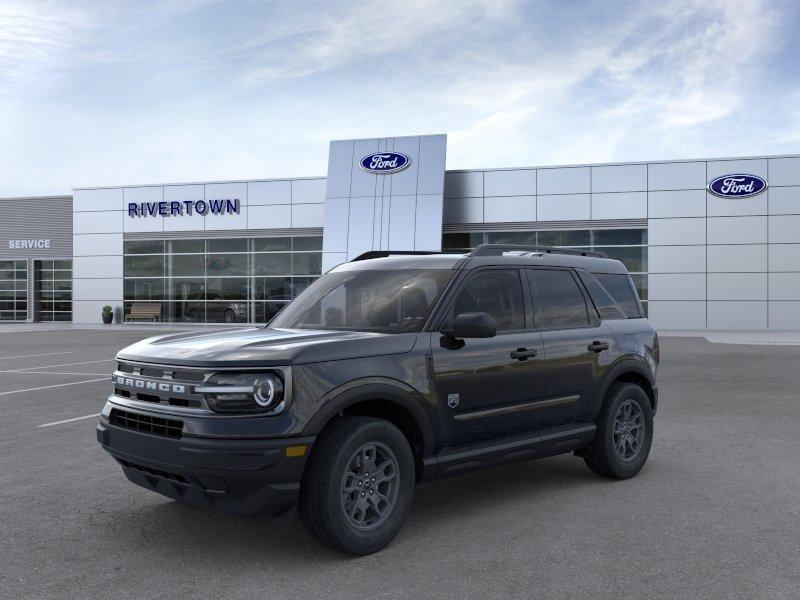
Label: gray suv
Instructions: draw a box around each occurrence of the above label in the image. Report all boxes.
[97,244,659,555]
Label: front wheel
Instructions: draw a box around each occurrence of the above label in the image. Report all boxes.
[298,416,415,555]
[584,382,653,479]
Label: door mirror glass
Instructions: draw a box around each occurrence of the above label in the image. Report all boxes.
[443,311,497,338]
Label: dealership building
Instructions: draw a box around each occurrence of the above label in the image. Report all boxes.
[1,133,799,331]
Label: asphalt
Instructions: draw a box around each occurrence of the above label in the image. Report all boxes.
[0,328,798,599]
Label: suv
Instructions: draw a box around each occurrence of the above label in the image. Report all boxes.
[97,244,659,555]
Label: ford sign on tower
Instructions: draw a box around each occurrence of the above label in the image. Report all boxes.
[707,174,768,198]
[360,152,411,174]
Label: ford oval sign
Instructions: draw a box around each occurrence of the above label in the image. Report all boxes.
[707,174,767,199]
[360,152,411,174]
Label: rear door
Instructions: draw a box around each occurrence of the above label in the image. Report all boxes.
[431,267,545,448]
[527,268,617,429]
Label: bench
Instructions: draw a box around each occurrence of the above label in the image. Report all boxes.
[125,303,162,323]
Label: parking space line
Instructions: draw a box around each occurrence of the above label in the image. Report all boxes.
[0,378,109,396]
[0,351,76,360]
[38,413,100,428]
[0,359,116,373]
[8,371,111,376]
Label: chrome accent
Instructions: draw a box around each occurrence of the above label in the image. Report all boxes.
[112,359,293,417]
[193,385,253,394]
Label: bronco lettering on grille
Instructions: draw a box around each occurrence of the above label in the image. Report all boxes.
[113,375,186,394]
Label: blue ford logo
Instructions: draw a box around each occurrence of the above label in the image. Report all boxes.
[707,174,767,198]
[360,152,411,174]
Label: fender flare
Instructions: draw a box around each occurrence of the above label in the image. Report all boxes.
[302,378,436,458]
[593,358,656,420]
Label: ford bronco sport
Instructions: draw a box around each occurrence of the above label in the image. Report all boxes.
[97,244,659,555]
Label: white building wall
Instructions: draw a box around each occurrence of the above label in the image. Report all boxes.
[443,155,800,331]
[72,177,325,323]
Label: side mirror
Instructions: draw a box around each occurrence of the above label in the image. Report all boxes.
[443,311,497,339]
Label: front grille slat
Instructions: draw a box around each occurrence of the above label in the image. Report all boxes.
[109,408,183,439]
[114,361,210,411]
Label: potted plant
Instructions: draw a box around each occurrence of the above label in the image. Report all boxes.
[102,305,113,325]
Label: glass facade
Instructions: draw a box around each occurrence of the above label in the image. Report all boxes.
[0,260,28,321]
[122,236,322,323]
[443,228,648,315]
[36,260,73,322]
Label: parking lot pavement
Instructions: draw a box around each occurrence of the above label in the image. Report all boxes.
[1,329,799,600]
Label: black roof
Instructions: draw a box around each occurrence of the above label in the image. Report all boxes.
[336,244,629,275]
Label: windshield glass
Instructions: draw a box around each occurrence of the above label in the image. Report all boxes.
[270,269,455,333]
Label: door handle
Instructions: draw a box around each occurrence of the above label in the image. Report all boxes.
[588,341,609,353]
[510,347,537,361]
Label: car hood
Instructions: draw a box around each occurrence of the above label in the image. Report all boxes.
[116,327,418,367]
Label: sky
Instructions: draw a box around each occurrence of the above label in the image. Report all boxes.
[1,0,799,197]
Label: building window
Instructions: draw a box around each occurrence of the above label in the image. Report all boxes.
[0,260,27,321]
[36,260,73,322]
[442,228,648,314]
[122,236,322,324]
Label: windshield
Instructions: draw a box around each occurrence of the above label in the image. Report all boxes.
[270,269,455,333]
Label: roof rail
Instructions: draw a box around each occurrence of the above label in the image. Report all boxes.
[469,244,608,259]
[349,249,470,262]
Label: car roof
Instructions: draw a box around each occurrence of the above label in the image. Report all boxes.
[332,246,630,275]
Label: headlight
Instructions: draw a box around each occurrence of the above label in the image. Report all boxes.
[196,372,285,413]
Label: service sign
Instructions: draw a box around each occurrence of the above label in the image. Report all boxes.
[707,174,767,199]
[8,239,51,249]
[360,152,411,174]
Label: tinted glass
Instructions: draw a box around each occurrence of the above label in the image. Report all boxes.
[254,253,291,276]
[486,231,537,246]
[576,271,625,320]
[170,254,205,276]
[292,252,322,275]
[593,229,646,246]
[594,246,646,273]
[206,254,247,276]
[594,273,642,318]
[170,239,205,253]
[207,238,247,253]
[538,230,590,247]
[124,255,165,277]
[449,269,525,332]
[293,236,323,251]
[442,232,484,249]
[253,237,291,252]
[272,269,455,334]
[124,240,165,254]
[530,269,589,329]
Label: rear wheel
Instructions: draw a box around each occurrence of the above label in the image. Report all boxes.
[298,416,415,555]
[584,382,653,479]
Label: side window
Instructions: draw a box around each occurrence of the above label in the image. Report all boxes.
[594,273,642,319]
[577,271,626,320]
[529,269,590,329]
[448,269,525,332]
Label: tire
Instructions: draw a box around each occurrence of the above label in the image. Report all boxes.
[298,416,415,555]
[584,382,653,479]
[224,310,234,323]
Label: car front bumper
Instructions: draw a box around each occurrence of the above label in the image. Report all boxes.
[96,409,315,518]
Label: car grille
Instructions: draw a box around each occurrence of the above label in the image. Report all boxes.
[116,458,187,483]
[113,361,210,410]
[109,408,183,439]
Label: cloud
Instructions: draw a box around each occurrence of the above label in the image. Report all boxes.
[0,1,91,97]
[239,0,521,85]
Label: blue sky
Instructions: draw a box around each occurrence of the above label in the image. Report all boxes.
[1,0,798,196]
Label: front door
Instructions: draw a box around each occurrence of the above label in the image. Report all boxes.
[431,268,545,448]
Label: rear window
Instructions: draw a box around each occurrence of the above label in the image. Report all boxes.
[594,273,642,318]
